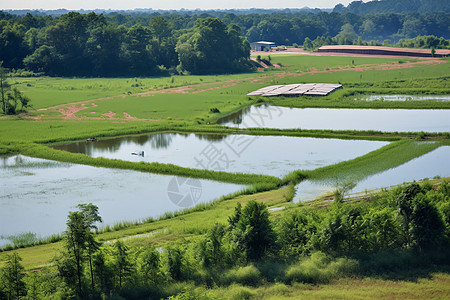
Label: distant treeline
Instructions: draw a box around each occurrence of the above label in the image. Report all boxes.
[0,9,449,76]
[334,0,450,14]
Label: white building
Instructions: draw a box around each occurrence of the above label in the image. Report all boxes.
[250,41,275,51]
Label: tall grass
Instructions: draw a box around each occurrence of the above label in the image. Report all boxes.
[0,232,63,252]
[284,252,358,284]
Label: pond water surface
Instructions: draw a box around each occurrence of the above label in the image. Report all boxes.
[0,155,244,246]
[294,146,450,202]
[53,133,389,178]
[218,105,450,132]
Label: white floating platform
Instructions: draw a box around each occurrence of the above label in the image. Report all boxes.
[247,83,342,97]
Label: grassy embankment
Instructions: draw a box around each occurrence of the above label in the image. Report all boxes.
[0,54,449,284]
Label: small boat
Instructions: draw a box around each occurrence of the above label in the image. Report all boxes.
[131,151,145,156]
[86,137,98,142]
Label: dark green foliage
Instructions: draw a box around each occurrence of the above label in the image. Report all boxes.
[139,247,162,285]
[1,9,450,77]
[92,250,114,293]
[230,201,276,261]
[409,194,446,251]
[60,203,102,296]
[167,246,184,281]
[0,253,27,300]
[176,18,252,74]
[113,240,134,289]
[316,210,365,255]
[228,202,242,229]
[0,63,31,115]
[4,182,450,297]
[198,224,227,269]
[277,211,314,257]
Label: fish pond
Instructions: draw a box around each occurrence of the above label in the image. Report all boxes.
[0,155,245,247]
[53,133,389,178]
[294,145,450,202]
[218,105,450,132]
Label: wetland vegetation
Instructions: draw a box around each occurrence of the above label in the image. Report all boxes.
[0,6,450,298]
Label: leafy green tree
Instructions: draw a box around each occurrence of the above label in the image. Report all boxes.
[139,247,162,285]
[409,194,445,251]
[198,224,226,269]
[277,211,313,257]
[166,246,184,281]
[317,206,366,254]
[397,183,423,246]
[176,17,251,74]
[92,250,113,293]
[60,203,102,296]
[228,202,242,229]
[23,45,60,74]
[0,252,27,300]
[77,203,102,290]
[333,181,356,203]
[230,201,276,261]
[85,25,124,75]
[303,37,313,50]
[113,240,134,289]
[0,61,9,114]
[64,211,88,295]
[5,87,31,115]
[121,24,156,75]
[363,207,402,251]
[0,21,28,69]
[335,23,357,45]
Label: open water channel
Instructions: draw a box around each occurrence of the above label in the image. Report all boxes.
[294,145,450,202]
[218,105,450,132]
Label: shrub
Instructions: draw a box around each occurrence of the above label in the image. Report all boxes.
[225,265,261,286]
[284,252,358,284]
[226,284,255,300]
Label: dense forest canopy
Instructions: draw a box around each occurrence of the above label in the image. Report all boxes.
[1,2,450,76]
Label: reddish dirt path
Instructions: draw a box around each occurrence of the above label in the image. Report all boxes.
[102,111,116,118]
[123,112,136,120]
[59,104,89,119]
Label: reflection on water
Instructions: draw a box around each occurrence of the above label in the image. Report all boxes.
[0,155,245,245]
[294,146,450,202]
[217,105,450,132]
[53,133,388,178]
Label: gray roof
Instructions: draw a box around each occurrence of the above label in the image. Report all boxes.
[251,41,275,45]
[247,83,342,97]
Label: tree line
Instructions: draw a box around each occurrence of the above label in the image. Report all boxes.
[1,9,450,76]
[1,182,450,299]
[0,13,252,76]
[334,0,450,15]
